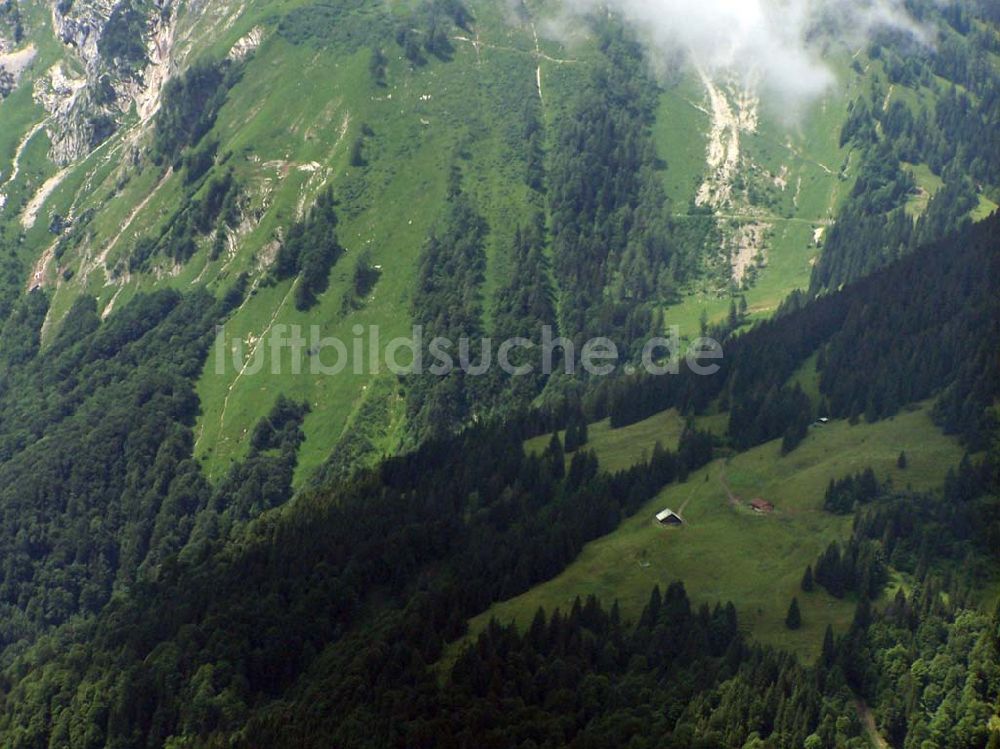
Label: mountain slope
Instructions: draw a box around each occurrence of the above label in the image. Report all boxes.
[1,0,997,481]
[0,1,997,745]
[0,213,994,747]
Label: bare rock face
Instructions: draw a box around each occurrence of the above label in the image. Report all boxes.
[40,0,177,164]
[33,61,91,164]
[228,25,262,61]
[51,0,120,71]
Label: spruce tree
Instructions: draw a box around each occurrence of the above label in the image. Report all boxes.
[801,565,814,592]
[528,606,547,651]
[852,596,872,631]
[546,432,565,479]
[991,598,1000,655]
[785,597,802,630]
[349,136,366,167]
[821,624,836,666]
[369,47,387,85]
[639,585,662,628]
[897,450,907,469]
[564,423,579,452]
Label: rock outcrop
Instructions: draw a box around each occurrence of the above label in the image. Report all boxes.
[40,0,177,164]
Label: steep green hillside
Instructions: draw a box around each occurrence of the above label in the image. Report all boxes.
[0,1,576,485]
[0,1,997,745]
[2,0,995,488]
[0,210,993,745]
[471,404,965,663]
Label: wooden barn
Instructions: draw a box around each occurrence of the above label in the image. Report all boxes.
[750,498,774,513]
[656,508,684,526]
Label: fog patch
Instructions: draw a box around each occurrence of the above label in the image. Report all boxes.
[555,0,933,107]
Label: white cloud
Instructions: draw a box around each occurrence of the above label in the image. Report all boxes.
[557,0,932,104]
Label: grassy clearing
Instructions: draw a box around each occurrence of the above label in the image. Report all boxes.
[461,404,963,664]
[693,410,730,437]
[655,77,710,208]
[971,194,998,222]
[902,162,997,222]
[904,162,944,218]
[525,408,687,473]
[788,352,822,404]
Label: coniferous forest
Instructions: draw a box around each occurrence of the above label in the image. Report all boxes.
[0,211,992,746]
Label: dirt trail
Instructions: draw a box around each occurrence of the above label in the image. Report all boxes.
[677,485,698,517]
[101,283,127,319]
[449,11,566,118]
[718,470,742,509]
[856,700,889,749]
[674,212,831,226]
[205,282,297,451]
[22,166,70,229]
[450,35,576,66]
[28,238,57,291]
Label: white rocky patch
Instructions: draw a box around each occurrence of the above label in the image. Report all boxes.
[772,165,789,191]
[694,70,759,210]
[22,166,71,230]
[42,0,177,164]
[0,44,36,81]
[693,70,769,285]
[730,221,770,286]
[229,26,264,61]
[133,11,177,123]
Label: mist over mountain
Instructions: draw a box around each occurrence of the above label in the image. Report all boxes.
[559,0,932,103]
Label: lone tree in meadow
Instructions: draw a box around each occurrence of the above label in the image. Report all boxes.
[786,597,802,630]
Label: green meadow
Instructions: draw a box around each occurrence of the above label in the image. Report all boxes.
[525,408,687,473]
[461,403,964,664]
